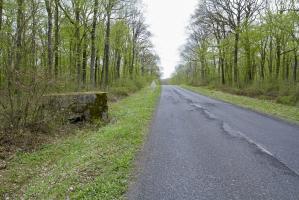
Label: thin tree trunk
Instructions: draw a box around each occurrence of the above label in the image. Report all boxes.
[116,52,121,79]
[82,39,87,86]
[285,56,289,80]
[15,0,23,110]
[75,3,81,88]
[276,38,281,79]
[69,40,73,76]
[101,57,105,85]
[269,37,273,78]
[45,0,53,76]
[260,40,267,80]
[282,50,286,80]
[98,56,101,86]
[102,13,111,88]
[0,0,2,85]
[261,58,265,80]
[31,0,37,70]
[54,0,59,78]
[16,0,23,72]
[244,24,253,83]
[90,0,98,87]
[233,31,240,84]
[0,0,3,31]
[216,38,225,85]
[95,54,99,86]
[131,39,136,78]
[123,54,128,77]
[294,49,297,82]
[220,56,225,85]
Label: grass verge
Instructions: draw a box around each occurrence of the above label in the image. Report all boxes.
[181,85,299,123]
[0,86,160,199]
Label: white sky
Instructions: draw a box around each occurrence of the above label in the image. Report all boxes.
[143,0,198,79]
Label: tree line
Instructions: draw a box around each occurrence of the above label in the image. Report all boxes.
[0,0,160,129]
[172,0,299,92]
[0,0,160,90]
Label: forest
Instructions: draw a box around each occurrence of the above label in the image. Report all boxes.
[172,0,299,106]
[1,0,299,199]
[0,0,160,131]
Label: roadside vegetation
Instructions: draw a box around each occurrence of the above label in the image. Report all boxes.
[182,85,299,123]
[0,0,161,165]
[0,1,161,198]
[171,0,299,107]
[0,86,160,199]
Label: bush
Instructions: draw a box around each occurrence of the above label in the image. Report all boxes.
[190,80,299,106]
[0,71,51,131]
[276,95,297,106]
[109,87,131,97]
[110,77,150,97]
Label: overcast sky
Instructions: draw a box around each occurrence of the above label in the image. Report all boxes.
[143,0,198,79]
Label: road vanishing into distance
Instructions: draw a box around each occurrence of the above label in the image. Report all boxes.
[128,85,299,200]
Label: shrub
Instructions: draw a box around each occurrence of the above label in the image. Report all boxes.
[0,70,51,131]
[276,95,297,106]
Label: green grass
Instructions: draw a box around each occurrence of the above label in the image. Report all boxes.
[181,85,299,123]
[0,86,160,199]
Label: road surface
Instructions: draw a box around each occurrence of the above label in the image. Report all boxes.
[128,85,299,200]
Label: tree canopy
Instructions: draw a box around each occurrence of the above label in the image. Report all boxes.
[172,0,299,92]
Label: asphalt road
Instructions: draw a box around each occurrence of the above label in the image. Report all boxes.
[128,85,299,200]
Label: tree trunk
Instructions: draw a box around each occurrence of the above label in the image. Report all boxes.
[45,0,53,76]
[102,13,111,88]
[16,0,23,72]
[282,50,287,80]
[216,38,225,85]
[0,0,3,85]
[116,52,121,79]
[97,56,101,86]
[269,37,273,78]
[30,0,37,70]
[69,40,73,76]
[54,0,59,78]
[260,40,267,80]
[233,31,240,84]
[276,38,281,79]
[95,54,99,86]
[285,56,289,80]
[294,50,297,82]
[15,0,23,109]
[75,3,81,88]
[261,58,265,80]
[0,0,3,31]
[90,0,98,87]
[131,39,136,78]
[245,38,252,83]
[202,61,206,81]
[220,56,225,85]
[82,39,87,86]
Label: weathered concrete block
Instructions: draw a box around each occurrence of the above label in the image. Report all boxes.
[45,92,108,123]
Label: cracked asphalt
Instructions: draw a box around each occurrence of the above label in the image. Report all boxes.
[127,85,299,200]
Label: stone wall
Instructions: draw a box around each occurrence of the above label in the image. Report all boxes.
[45,92,108,123]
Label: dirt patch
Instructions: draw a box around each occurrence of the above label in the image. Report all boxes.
[0,119,106,163]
